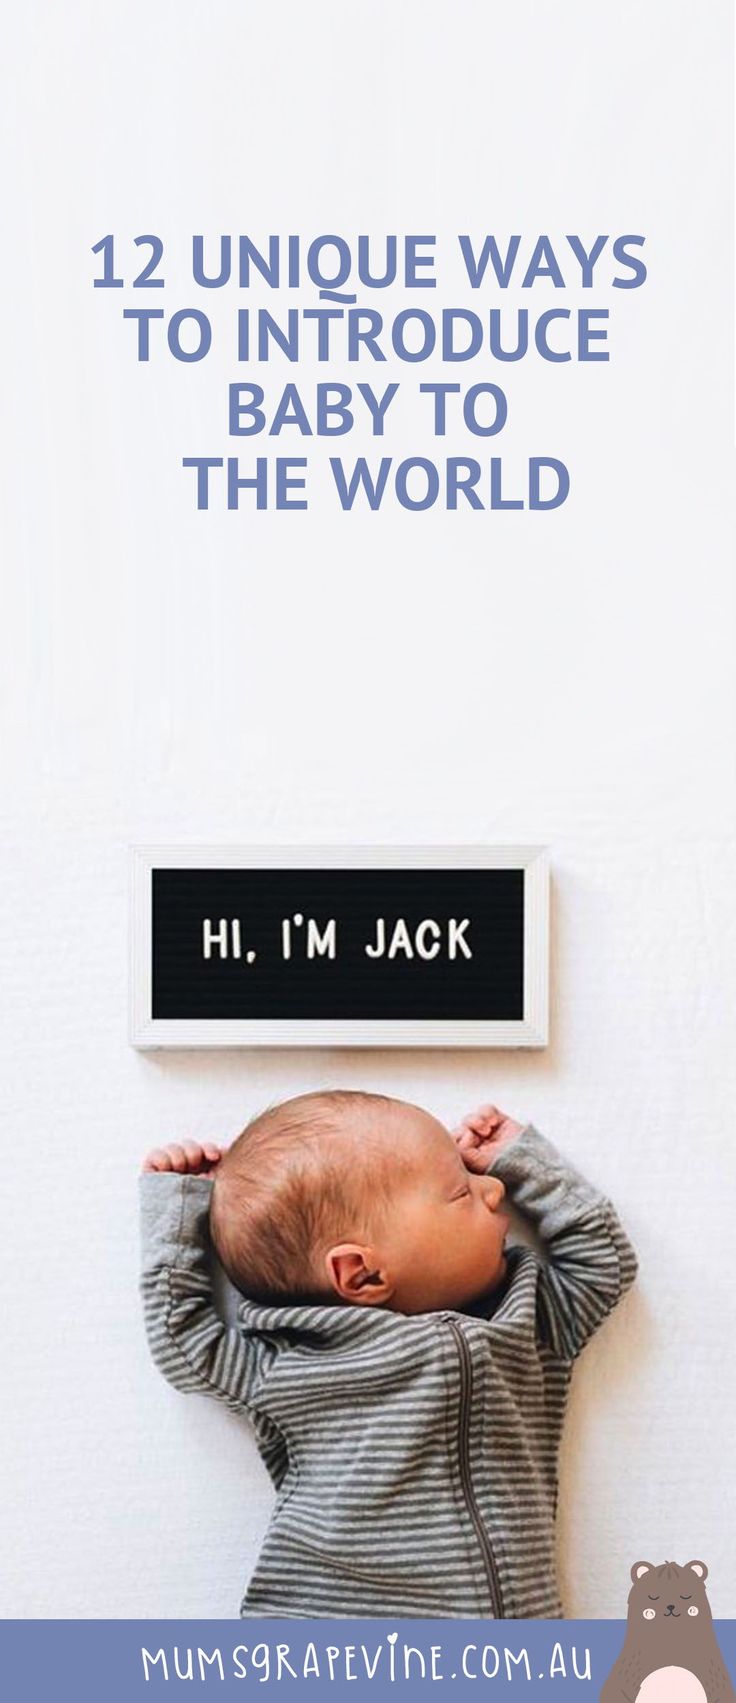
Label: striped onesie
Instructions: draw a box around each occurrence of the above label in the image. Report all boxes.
[139,1125,636,1618]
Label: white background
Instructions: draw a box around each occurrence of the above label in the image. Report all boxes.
[1,1,734,1619]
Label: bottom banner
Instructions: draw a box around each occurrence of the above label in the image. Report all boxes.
[2,1621,736,1701]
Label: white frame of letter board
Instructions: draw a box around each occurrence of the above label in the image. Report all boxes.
[130,845,549,1049]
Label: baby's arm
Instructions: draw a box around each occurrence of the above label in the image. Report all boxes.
[139,1142,270,1412]
[454,1107,637,1360]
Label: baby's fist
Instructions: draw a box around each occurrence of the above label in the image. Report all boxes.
[451,1105,523,1173]
[141,1141,225,1176]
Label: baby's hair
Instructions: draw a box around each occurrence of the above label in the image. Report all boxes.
[210,1090,410,1305]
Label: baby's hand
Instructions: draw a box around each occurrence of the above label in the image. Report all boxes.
[451,1105,524,1173]
[141,1141,226,1176]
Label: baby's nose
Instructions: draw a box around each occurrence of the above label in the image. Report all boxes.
[484,1177,506,1210]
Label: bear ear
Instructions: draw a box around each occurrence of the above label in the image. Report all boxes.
[631,1562,655,1582]
[685,1561,708,1581]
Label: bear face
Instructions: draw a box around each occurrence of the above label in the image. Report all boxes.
[629,1561,711,1631]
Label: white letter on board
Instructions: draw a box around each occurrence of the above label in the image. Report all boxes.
[448,918,472,959]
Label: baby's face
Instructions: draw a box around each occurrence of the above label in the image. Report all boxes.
[366,1104,510,1315]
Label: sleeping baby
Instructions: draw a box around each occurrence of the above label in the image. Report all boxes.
[140,1091,636,1618]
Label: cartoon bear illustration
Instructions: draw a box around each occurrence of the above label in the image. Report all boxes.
[601,1562,735,1703]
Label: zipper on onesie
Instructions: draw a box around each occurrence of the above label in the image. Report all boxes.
[446,1316,503,1617]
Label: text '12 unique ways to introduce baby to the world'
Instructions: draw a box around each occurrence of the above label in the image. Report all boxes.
[93,231,647,518]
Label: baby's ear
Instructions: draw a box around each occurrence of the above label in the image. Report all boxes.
[631,1562,654,1582]
[324,1244,393,1307]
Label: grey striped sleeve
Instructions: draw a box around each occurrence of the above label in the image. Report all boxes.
[139,1172,270,1412]
[489,1126,638,1361]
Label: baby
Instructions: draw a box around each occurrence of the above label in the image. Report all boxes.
[140,1092,636,1619]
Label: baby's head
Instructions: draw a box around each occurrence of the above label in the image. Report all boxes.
[210,1090,509,1316]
